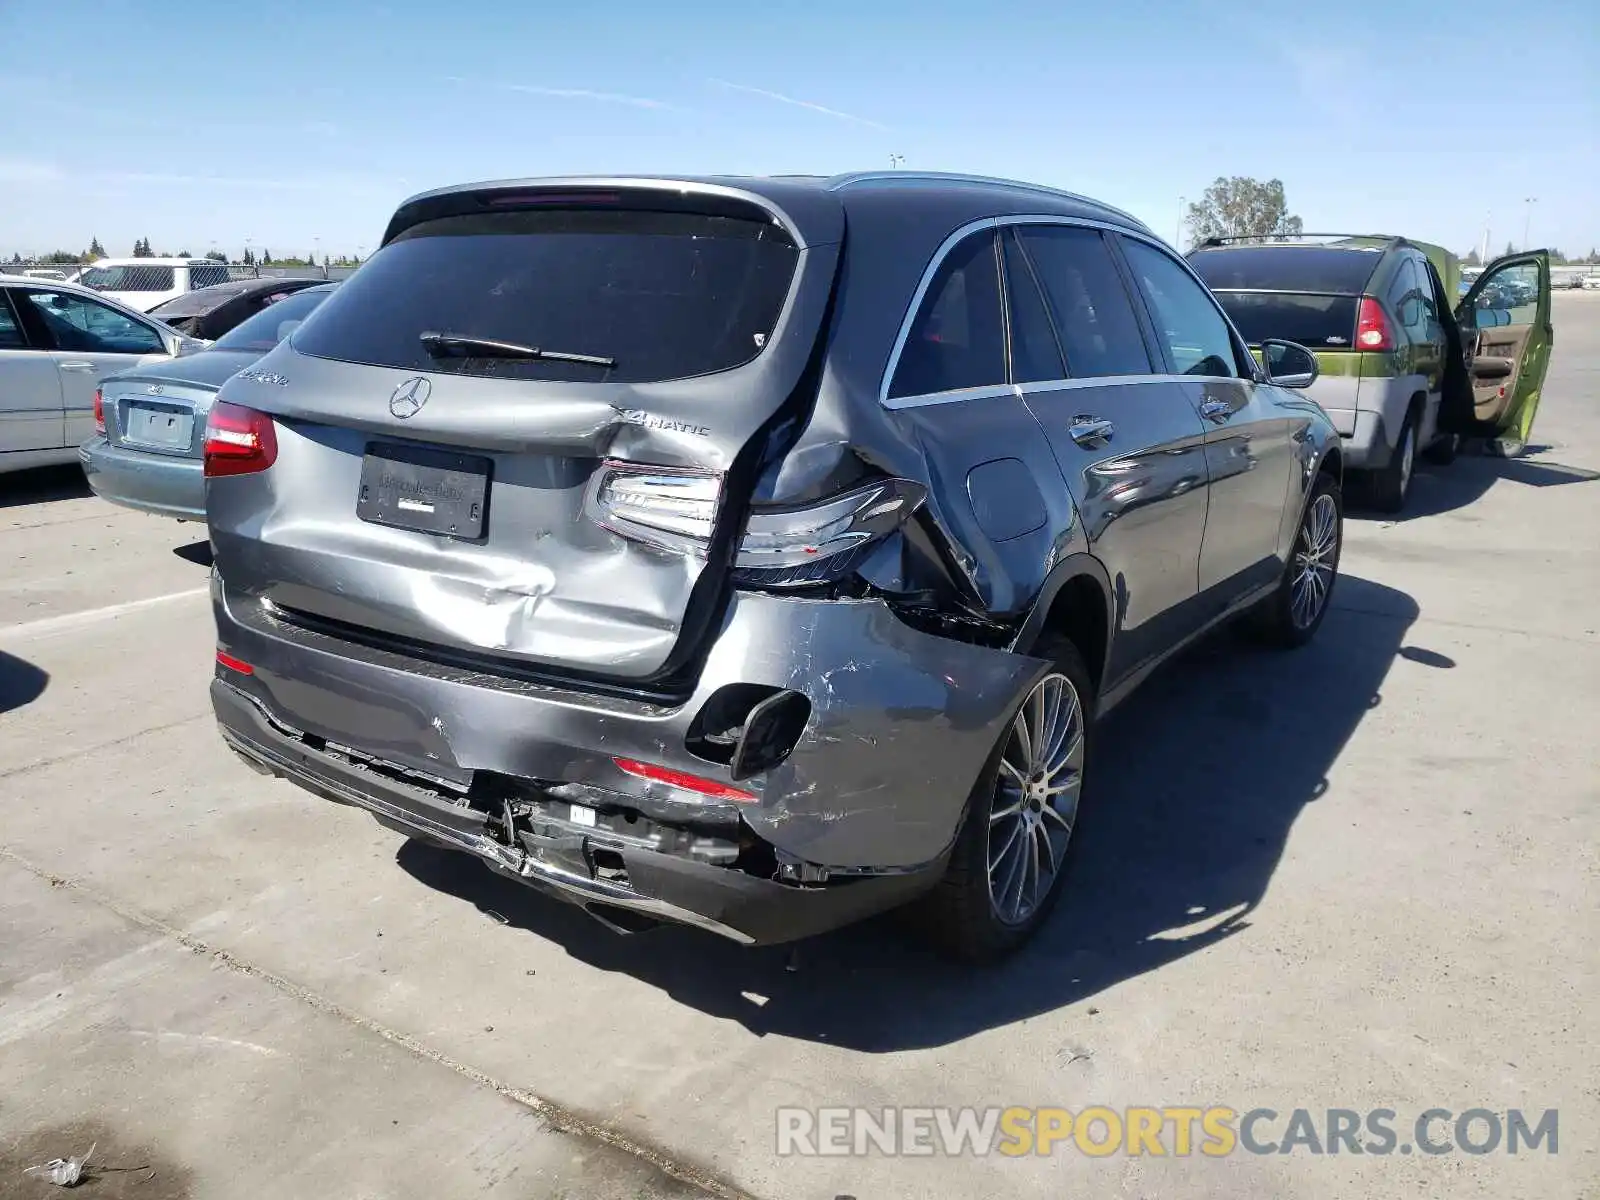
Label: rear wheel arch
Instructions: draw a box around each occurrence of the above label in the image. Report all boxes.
[1014,555,1113,694]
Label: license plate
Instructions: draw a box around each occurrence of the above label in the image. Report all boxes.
[124,402,192,449]
[356,442,491,540]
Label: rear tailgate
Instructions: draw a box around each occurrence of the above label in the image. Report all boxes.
[207,182,843,687]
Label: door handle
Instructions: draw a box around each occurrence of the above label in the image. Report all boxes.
[1198,397,1233,422]
[56,360,95,373]
[1068,415,1115,446]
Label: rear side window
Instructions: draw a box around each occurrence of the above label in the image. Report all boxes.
[1187,246,1383,294]
[1013,226,1152,377]
[78,264,176,292]
[293,208,799,384]
[190,264,231,288]
[1211,293,1359,348]
[889,230,1006,398]
[1121,239,1243,378]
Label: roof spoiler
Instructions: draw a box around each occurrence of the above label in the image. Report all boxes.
[1196,233,1408,250]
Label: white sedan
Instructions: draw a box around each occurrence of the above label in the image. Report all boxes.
[0,274,208,476]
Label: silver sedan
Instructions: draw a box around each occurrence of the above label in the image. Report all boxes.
[0,274,205,476]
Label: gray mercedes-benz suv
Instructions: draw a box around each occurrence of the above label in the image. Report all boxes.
[205,173,1344,960]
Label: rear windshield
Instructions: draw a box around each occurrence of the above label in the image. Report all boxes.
[78,264,176,292]
[1211,292,1360,349]
[292,208,800,384]
[1189,247,1382,294]
[214,287,334,353]
[150,286,247,317]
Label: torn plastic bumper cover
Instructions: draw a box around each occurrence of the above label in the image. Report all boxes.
[211,584,1050,944]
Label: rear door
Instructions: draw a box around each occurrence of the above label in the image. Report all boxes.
[879,224,1073,619]
[1000,223,1211,683]
[1118,235,1300,608]
[15,288,174,445]
[0,288,65,453]
[206,188,842,686]
[1448,250,1553,445]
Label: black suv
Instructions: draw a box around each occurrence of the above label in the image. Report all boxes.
[205,173,1342,960]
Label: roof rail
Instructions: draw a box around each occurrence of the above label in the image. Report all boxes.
[828,171,1149,231]
[1196,232,1407,250]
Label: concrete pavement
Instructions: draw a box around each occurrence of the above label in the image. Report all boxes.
[2,293,1596,1198]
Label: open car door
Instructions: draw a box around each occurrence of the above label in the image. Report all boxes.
[1443,250,1553,450]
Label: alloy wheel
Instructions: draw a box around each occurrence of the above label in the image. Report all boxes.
[1291,492,1339,629]
[986,672,1084,926]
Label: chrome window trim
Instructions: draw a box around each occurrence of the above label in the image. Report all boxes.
[879,213,1261,409]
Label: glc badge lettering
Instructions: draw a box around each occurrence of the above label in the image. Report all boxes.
[390,376,431,419]
[237,370,289,386]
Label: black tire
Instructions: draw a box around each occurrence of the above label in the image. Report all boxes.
[1250,470,1343,650]
[1423,431,1459,466]
[918,634,1095,963]
[1367,410,1417,514]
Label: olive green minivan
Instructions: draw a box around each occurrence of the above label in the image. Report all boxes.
[1189,235,1553,512]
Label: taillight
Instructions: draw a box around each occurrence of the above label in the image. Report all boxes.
[588,461,722,554]
[612,757,756,803]
[204,401,278,478]
[734,478,926,590]
[1356,297,1395,352]
[589,461,927,591]
[93,388,105,434]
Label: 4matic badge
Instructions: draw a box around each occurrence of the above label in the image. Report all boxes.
[614,408,711,437]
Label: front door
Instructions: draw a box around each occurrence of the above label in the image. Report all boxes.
[0,289,65,454]
[15,287,173,445]
[1000,223,1212,686]
[1116,235,1299,608]
[1446,251,1554,448]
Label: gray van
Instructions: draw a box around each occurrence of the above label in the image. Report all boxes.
[204,173,1342,960]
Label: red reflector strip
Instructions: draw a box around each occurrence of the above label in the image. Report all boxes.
[216,650,254,675]
[612,757,756,802]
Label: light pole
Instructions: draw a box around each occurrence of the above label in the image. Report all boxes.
[1522,197,1537,251]
[888,153,904,170]
[1176,195,1187,249]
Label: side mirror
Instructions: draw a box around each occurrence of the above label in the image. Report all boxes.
[1261,338,1319,389]
[1397,296,1422,327]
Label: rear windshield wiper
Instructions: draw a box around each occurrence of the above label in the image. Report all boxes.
[419,331,616,368]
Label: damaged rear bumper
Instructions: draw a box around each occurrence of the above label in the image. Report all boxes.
[216,680,940,943]
[211,579,1048,943]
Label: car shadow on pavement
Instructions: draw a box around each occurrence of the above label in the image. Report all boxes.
[0,465,91,510]
[0,650,49,714]
[1352,445,1599,522]
[396,573,1419,1052]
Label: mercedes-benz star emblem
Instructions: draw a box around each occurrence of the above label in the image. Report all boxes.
[389,376,431,419]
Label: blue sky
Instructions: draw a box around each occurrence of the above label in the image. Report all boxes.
[1,0,1595,260]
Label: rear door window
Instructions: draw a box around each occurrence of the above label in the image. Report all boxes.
[889,229,1006,398]
[0,293,27,349]
[21,290,166,354]
[1121,239,1244,378]
[1000,230,1067,384]
[1013,226,1153,377]
[293,208,800,385]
